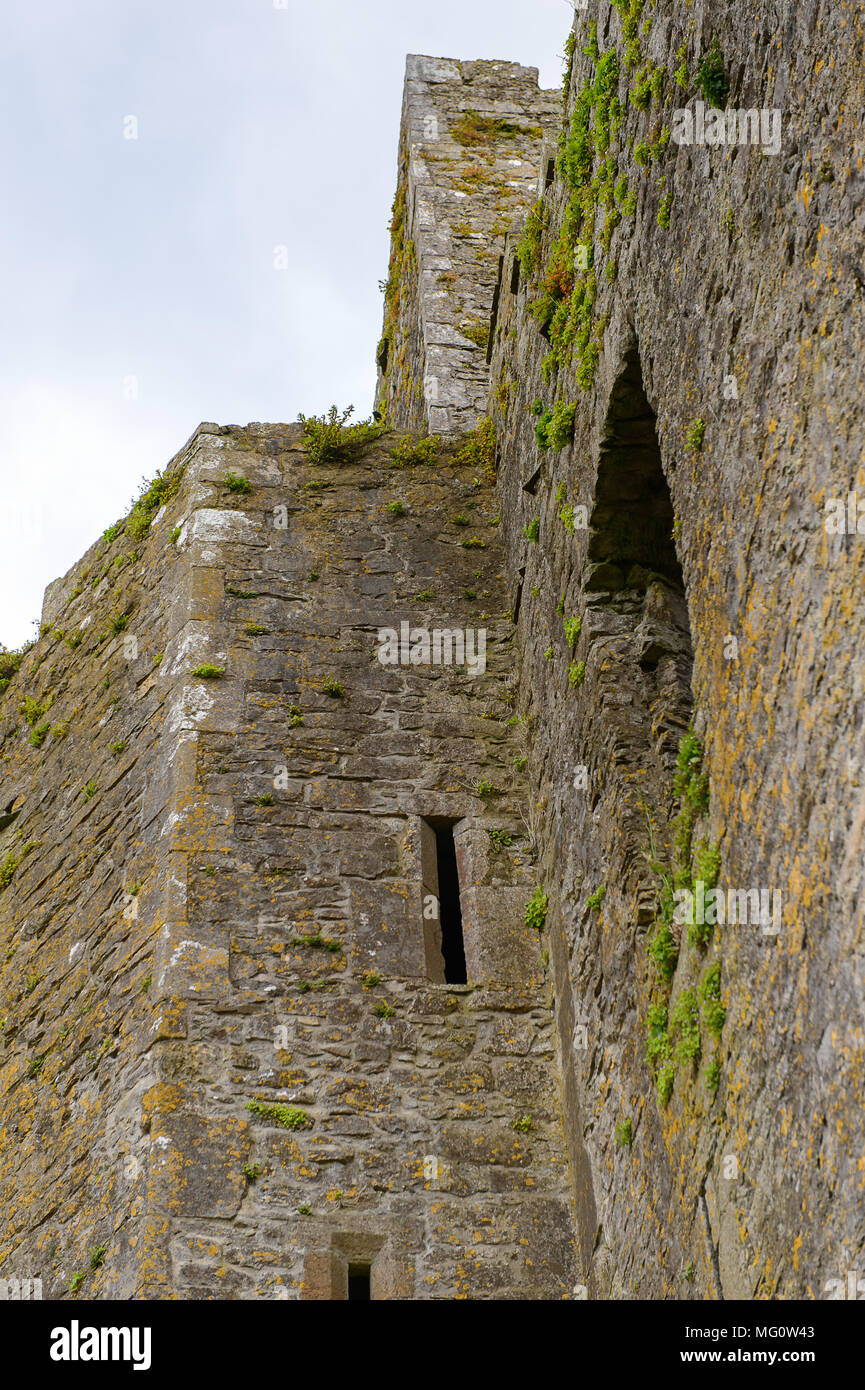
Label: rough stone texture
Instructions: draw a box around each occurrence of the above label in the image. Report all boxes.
[1,425,575,1298]
[4,0,864,1303]
[374,1,865,1301]
[483,0,865,1300]
[374,56,559,436]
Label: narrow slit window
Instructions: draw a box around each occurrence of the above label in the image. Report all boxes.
[348,1263,371,1300]
[434,823,467,984]
[421,818,467,984]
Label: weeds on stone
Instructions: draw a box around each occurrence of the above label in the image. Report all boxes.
[615,1118,632,1146]
[192,664,225,679]
[488,830,513,850]
[525,886,548,931]
[297,405,385,464]
[586,884,605,912]
[671,987,701,1066]
[293,933,342,953]
[513,1115,532,1133]
[451,109,541,146]
[699,962,726,1035]
[454,418,496,480]
[531,399,577,452]
[685,418,705,452]
[564,616,582,647]
[373,1000,395,1020]
[126,467,185,543]
[391,434,439,467]
[696,41,728,107]
[225,472,252,494]
[322,677,345,698]
[246,1100,311,1130]
[516,199,548,277]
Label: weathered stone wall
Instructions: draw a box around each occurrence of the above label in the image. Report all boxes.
[0,426,203,1299]
[5,0,864,1304]
[374,56,559,436]
[1,423,577,1298]
[483,0,865,1299]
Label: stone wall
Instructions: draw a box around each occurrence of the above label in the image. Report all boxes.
[1,423,577,1298]
[374,56,559,436]
[4,0,864,1304]
[484,0,865,1299]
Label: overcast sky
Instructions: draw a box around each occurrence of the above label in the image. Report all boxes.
[0,0,568,649]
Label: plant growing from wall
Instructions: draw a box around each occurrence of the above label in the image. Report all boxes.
[525,886,548,931]
[699,961,726,1035]
[696,42,729,108]
[298,405,385,464]
[516,199,548,277]
[126,467,185,543]
[454,418,496,479]
[224,472,252,494]
[245,1101,311,1130]
[615,1118,632,1146]
[391,434,439,467]
[685,418,705,451]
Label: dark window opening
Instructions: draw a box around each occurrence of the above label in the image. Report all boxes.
[544,157,556,189]
[586,342,693,771]
[435,823,467,984]
[510,257,520,295]
[376,337,389,374]
[348,1264,371,1300]
[587,347,684,595]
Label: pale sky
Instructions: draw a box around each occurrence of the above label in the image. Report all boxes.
[0,0,568,649]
